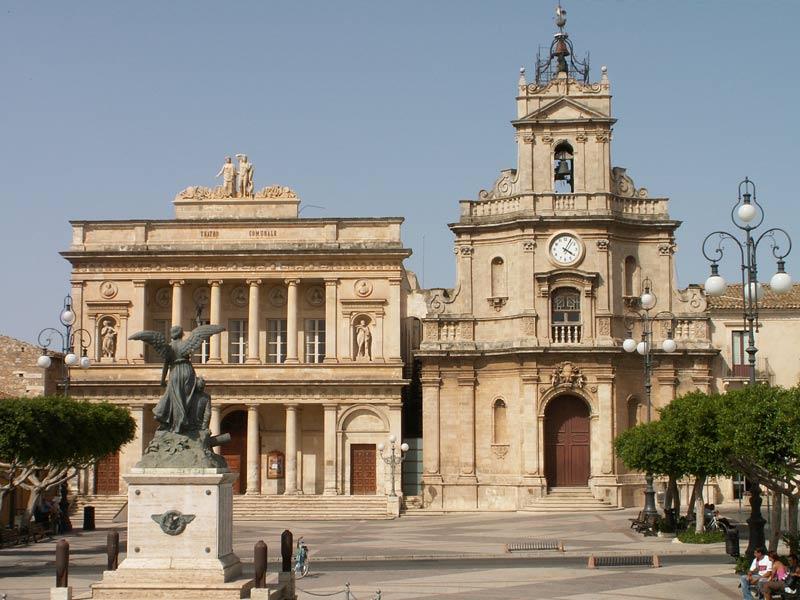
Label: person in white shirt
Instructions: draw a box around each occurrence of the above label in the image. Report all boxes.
[740,547,773,600]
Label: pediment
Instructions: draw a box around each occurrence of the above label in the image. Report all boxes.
[515,97,610,123]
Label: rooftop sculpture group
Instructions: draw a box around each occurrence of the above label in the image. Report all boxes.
[175,155,298,201]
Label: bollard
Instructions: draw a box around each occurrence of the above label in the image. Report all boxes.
[254,540,268,588]
[55,539,69,587]
[281,529,293,572]
[83,505,95,531]
[345,582,351,600]
[107,531,119,570]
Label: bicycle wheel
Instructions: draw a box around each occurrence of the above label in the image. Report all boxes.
[300,562,309,578]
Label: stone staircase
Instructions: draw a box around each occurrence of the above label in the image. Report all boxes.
[71,495,128,522]
[232,494,392,521]
[525,487,618,513]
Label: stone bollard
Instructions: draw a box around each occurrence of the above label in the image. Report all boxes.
[51,539,72,600]
[83,505,95,531]
[280,529,293,572]
[107,531,119,571]
[254,540,268,588]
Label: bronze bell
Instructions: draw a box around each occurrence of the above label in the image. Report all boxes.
[554,159,571,180]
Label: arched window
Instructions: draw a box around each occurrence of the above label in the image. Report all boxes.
[553,141,574,193]
[551,287,581,343]
[490,257,507,297]
[624,256,637,297]
[493,399,508,444]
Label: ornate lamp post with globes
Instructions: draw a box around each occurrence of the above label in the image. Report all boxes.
[623,278,678,519]
[36,295,92,396]
[378,435,409,498]
[701,176,793,556]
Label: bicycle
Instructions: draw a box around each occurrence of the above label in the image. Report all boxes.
[294,537,310,578]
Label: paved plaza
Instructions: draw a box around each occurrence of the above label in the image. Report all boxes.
[1,506,751,599]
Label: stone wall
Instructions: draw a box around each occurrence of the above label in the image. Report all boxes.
[0,334,61,397]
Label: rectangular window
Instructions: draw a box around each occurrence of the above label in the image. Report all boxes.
[731,330,750,377]
[192,318,210,364]
[267,319,288,364]
[305,319,326,364]
[228,319,247,364]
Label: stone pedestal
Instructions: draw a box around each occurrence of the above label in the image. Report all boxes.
[91,468,252,599]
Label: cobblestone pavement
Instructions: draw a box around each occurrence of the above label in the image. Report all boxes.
[1,505,752,599]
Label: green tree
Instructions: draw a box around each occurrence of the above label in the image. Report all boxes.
[0,397,135,525]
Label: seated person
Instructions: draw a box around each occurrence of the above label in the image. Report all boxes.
[760,552,788,600]
[740,547,773,600]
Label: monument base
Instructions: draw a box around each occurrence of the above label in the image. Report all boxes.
[90,468,252,600]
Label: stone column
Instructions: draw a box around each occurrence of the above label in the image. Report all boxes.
[323,279,338,363]
[208,280,223,364]
[457,373,477,480]
[596,376,615,477]
[521,372,540,476]
[246,279,261,364]
[170,280,185,328]
[323,404,338,495]
[131,280,147,363]
[210,405,222,454]
[284,404,299,494]
[246,405,260,494]
[285,279,300,364]
[421,376,442,480]
[387,277,402,361]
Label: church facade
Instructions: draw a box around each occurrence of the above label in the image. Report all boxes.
[63,179,414,517]
[413,18,716,510]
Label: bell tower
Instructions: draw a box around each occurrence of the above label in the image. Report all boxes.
[514,5,614,195]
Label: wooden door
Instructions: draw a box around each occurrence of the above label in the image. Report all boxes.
[350,444,376,495]
[221,411,247,494]
[544,396,590,487]
[95,452,120,495]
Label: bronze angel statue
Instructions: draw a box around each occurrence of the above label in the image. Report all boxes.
[130,324,224,434]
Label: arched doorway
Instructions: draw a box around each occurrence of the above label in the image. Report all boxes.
[221,411,247,494]
[544,395,590,487]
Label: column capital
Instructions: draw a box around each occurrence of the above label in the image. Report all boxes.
[420,376,442,388]
[246,403,260,411]
[169,279,185,287]
[388,277,403,286]
[208,279,223,287]
[285,278,300,287]
[324,278,339,286]
[285,403,299,411]
[246,279,262,286]
[322,403,338,411]
[132,279,147,288]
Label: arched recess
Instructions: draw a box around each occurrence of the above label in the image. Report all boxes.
[338,405,390,496]
[553,140,575,193]
[490,257,507,298]
[96,315,118,361]
[351,313,374,361]
[544,394,591,487]
[220,410,247,494]
[626,395,642,428]
[624,256,638,297]
[492,398,508,445]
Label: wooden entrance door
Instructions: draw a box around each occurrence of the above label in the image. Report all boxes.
[350,444,376,495]
[221,411,247,494]
[95,452,120,495]
[544,396,590,487]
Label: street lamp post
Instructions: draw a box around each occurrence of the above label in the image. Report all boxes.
[36,295,92,395]
[377,435,409,498]
[623,278,678,519]
[701,177,793,556]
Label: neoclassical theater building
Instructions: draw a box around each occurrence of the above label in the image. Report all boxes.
[414,17,717,511]
[64,179,416,518]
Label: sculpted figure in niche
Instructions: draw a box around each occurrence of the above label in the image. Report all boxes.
[355,319,372,361]
[236,154,254,198]
[100,319,117,358]
[216,156,236,198]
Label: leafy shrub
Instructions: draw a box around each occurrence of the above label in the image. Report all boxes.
[677,530,725,544]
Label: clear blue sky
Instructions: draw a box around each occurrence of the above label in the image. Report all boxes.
[2,1,798,344]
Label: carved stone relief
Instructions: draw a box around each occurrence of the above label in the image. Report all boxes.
[611,166,648,199]
[230,285,248,307]
[306,286,325,307]
[155,287,171,309]
[354,279,373,298]
[100,281,118,299]
[596,239,610,252]
[192,286,210,307]
[550,362,586,389]
[523,241,536,252]
[268,286,287,307]
[658,242,676,256]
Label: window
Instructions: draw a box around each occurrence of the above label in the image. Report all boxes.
[624,256,637,297]
[553,141,574,193]
[731,330,749,377]
[551,288,582,343]
[228,319,247,364]
[305,319,326,364]
[493,399,508,444]
[192,318,210,364]
[268,319,288,364]
[490,257,507,297]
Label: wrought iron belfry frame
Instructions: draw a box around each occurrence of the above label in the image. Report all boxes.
[534,5,590,85]
[37,295,92,396]
[701,177,793,556]
[624,278,676,519]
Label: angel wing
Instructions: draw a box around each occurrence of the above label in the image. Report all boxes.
[177,324,225,357]
[129,330,170,361]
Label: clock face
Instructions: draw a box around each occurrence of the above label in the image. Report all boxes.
[550,234,581,265]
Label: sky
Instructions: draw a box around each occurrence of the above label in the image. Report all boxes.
[2,1,799,344]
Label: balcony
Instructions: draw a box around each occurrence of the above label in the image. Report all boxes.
[551,324,582,345]
[722,356,772,389]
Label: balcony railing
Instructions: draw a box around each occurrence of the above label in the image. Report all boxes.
[552,324,582,344]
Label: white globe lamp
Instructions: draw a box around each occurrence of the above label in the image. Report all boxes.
[80,355,91,369]
[636,341,649,355]
[704,264,727,296]
[743,282,764,303]
[60,309,76,326]
[661,338,677,353]
[377,443,385,452]
[37,354,52,369]
[400,443,409,453]
[622,337,637,353]
[737,202,757,223]
[64,352,78,367]
[771,261,792,294]
[640,291,657,310]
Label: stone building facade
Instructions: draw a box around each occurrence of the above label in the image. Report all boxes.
[63,180,412,515]
[413,20,717,510]
[0,335,62,398]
